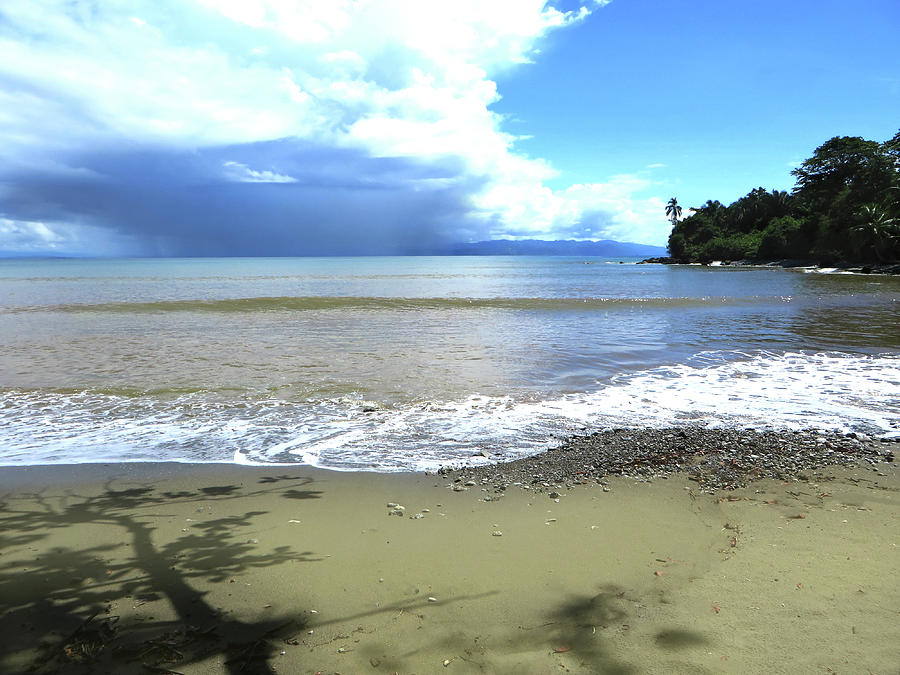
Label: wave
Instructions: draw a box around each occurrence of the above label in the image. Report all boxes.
[0,350,896,470]
[5,295,789,314]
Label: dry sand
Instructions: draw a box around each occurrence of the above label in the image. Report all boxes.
[1,461,897,674]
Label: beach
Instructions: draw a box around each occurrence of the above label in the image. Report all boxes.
[2,447,897,674]
[2,257,898,673]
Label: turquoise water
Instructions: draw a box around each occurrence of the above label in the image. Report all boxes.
[1,257,898,469]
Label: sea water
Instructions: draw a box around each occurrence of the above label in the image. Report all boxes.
[1,256,897,469]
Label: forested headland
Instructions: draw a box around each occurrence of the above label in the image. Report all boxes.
[663,131,900,266]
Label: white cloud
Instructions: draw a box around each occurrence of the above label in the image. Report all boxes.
[0,218,62,246]
[222,161,297,183]
[0,0,669,251]
[0,218,140,256]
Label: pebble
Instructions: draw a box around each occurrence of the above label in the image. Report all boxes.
[492,531,503,537]
[441,427,898,493]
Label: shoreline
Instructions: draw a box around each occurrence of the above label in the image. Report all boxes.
[638,257,900,275]
[2,437,899,673]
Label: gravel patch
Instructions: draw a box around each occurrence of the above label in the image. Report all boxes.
[440,427,897,493]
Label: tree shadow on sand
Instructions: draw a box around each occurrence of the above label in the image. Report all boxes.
[0,475,324,674]
[533,584,635,674]
[488,584,710,674]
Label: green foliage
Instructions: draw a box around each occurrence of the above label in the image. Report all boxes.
[758,216,811,259]
[792,136,892,213]
[851,204,900,263]
[696,232,762,262]
[667,231,687,259]
[667,131,899,264]
[880,129,900,171]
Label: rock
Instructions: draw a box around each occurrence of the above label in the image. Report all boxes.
[492,531,503,537]
[548,491,560,499]
[389,507,405,516]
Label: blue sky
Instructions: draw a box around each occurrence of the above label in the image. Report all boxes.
[494,0,900,206]
[0,0,897,256]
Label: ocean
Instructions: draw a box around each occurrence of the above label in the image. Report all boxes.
[1,256,897,470]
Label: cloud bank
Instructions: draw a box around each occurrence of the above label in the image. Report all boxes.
[0,0,669,256]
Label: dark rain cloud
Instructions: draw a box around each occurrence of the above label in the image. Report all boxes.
[0,139,491,256]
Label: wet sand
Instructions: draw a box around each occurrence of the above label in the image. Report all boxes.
[1,461,897,674]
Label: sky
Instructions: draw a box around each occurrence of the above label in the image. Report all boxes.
[0,0,897,257]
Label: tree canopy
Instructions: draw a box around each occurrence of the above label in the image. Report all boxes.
[667,130,900,264]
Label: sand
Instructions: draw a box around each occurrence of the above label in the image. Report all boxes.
[1,461,897,674]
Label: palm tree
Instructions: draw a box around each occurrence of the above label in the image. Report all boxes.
[852,204,899,262]
[666,197,682,227]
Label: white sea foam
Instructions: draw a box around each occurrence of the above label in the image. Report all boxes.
[1,351,897,469]
[267,351,899,471]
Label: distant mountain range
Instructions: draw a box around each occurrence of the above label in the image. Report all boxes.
[447,239,667,257]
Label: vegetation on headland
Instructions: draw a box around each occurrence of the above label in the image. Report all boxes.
[665,130,900,265]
